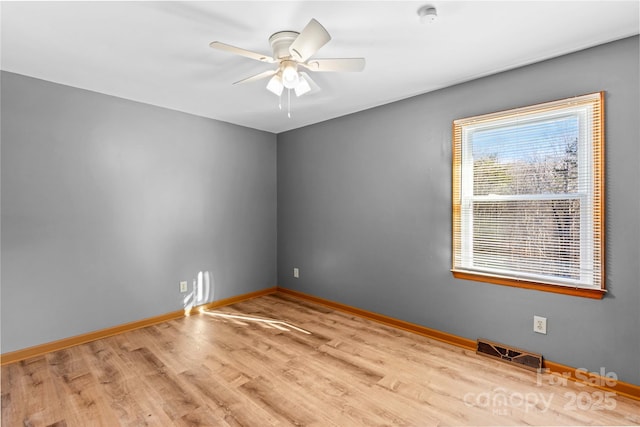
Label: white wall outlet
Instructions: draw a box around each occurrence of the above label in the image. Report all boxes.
[293,268,299,278]
[534,315,547,334]
[179,281,188,293]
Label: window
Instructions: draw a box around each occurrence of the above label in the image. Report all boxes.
[452,93,604,298]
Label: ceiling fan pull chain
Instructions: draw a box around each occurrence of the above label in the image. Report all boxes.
[287,89,291,118]
[278,93,282,110]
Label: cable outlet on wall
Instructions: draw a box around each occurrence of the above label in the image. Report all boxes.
[179,281,188,293]
[533,315,547,334]
[293,268,299,278]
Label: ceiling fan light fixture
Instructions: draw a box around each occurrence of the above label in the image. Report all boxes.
[266,74,284,96]
[281,61,300,89]
[294,73,312,97]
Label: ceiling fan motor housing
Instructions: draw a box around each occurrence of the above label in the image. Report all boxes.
[269,31,300,60]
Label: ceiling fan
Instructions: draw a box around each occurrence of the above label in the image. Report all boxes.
[209,19,365,102]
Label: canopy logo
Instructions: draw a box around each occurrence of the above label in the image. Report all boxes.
[463,367,619,416]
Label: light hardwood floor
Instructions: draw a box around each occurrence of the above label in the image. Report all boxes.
[2,293,639,426]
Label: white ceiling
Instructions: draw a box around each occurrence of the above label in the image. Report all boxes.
[2,1,638,134]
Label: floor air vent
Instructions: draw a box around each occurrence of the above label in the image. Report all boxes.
[476,339,543,371]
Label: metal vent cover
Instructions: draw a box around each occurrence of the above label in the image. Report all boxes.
[476,338,543,371]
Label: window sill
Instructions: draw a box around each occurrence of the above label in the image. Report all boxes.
[451,270,606,299]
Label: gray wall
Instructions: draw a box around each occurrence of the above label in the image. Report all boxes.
[1,72,277,353]
[277,36,640,385]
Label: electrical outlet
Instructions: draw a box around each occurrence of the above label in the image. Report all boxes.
[179,281,188,293]
[293,268,299,278]
[533,315,547,334]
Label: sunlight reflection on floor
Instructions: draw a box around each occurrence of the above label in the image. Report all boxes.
[201,310,311,335]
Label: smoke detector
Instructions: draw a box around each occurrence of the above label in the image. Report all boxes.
[418,5,438,23]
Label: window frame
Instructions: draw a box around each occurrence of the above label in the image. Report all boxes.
[451,92,605,299]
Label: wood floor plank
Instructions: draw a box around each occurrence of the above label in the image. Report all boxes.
[47,347,121,427]
[1,361,30,425]
[179,366,278,427]
[80,339,171,426]
[12,356,71,427]
[3,293,640,426]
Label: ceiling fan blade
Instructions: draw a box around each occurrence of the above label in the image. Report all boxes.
[209,41,274,63]
[233,69,277,85]
[288,19,331,62]
[302,58,366,72]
